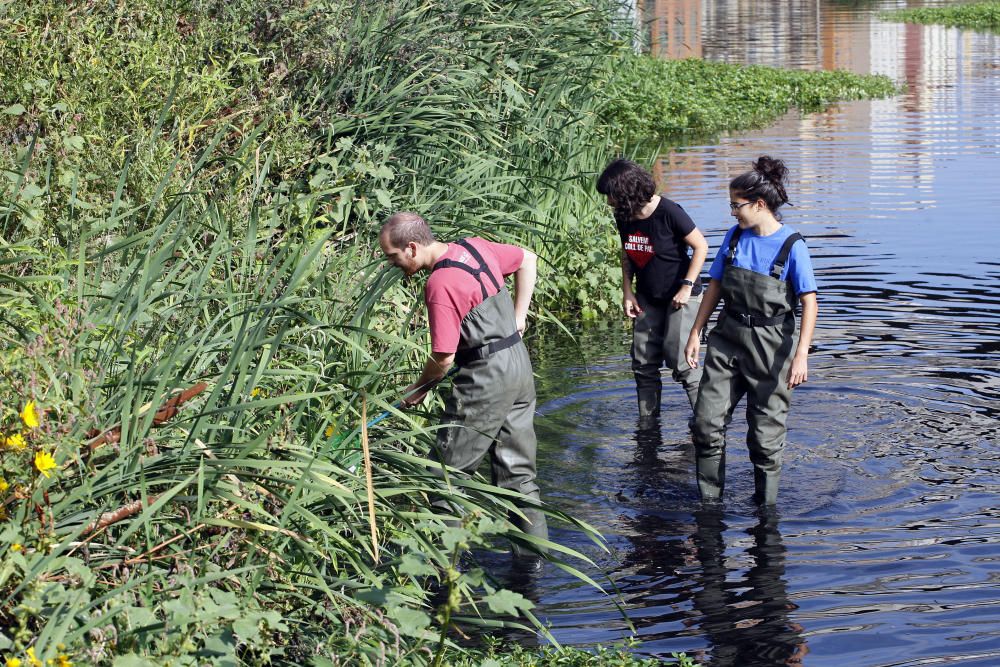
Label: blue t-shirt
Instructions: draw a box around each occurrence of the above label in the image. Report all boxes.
[708,225,818,297]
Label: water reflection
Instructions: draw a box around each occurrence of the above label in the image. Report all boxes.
[527,1,1000,665]
[690,509,808,667]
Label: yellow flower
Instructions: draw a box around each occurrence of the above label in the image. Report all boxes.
[251,387,262,397]
[0,478,8,493]
[4,433,26,450]
[25,647,41,667]
[10,543,21,552]
[20,401,40,429]
[55,656,71,667]
[5,657,22,667]
[34,451,57,478]
[324,425,335,438]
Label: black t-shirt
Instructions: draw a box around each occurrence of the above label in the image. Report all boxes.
[617,196,702,301]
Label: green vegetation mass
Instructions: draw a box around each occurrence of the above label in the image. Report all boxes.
[0,1,892,665]
[602,56,898,145]
[883,2,1000,31]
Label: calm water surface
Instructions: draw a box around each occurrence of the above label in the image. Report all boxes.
[522,2,1000,665]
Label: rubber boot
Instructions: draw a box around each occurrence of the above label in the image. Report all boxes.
[510,506,548,568]
[696,451,726,502]
[752,466,781,505]
[636,385,661,429]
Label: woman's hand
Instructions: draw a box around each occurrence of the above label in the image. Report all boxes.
[623,293,643,318]
[787,354,808,389]
[672,284,693,309]
[684,333,701,369]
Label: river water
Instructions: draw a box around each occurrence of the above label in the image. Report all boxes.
[522,2,1000,665]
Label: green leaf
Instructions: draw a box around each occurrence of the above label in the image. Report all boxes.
[398,553,436,578]
[386,605,430,637]
[113,656,158,667]
[2,104,26,115]
[483,588,534,616]
[374,188,392,208]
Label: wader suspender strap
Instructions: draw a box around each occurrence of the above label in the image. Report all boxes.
[723,228,804,327]
[725,227,743,265]
[432,239,521,365]
[431,239,502,300]
[769,232,804,279]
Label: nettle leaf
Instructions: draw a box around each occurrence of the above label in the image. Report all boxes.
[121,605,158,631]
[374,188,392,208]
[20,183,45,201]
[386,605,431,637]
[483,588,533,616]
[233,616,262,643]
[399,553,436,578]
[113,655,158,667]
[439,524,473,553]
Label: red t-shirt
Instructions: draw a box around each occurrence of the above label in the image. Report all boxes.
[425,238,524,354]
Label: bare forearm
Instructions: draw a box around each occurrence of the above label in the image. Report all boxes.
[683,229,709,284]
[621,250,634,295]
[794,293,818,358]
[513,250,537,322]
[690,279,722,338]
[404,351,455,406]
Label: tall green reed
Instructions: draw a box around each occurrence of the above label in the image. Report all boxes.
[2,1,634,663]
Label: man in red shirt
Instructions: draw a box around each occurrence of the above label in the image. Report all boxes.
[379,212,548,564]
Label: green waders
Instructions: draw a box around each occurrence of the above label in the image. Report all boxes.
[632,292,703,419]
[692,230,804,505]
[432,240,548,557]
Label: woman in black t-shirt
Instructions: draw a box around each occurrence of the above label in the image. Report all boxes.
[597,159,709,426]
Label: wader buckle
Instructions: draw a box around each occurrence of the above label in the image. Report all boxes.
[725,307,791,328]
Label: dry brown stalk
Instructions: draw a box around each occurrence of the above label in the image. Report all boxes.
[83,495,160,535]
[361,394,379,563]
[86,382,208,452]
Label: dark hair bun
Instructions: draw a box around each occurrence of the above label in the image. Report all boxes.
[752,156,788,186]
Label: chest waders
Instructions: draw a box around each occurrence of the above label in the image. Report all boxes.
[431,240,548,556]
[632,292,703,421]
[691,230,804,505]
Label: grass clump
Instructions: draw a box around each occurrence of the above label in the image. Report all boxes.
[455,639,700,666]
[601,56,899,145]
[882,2,1000,31]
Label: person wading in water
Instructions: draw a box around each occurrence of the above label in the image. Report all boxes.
[685,156,818,505]
[597,159,709,428]
[379,212,548,567]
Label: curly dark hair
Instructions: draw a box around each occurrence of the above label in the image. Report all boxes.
[730,156,791,217]
[596,159,656,225]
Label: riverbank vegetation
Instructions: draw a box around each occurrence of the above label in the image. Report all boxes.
[602,56,897,147]
[2,1,891,664]
[883,2,1000,31]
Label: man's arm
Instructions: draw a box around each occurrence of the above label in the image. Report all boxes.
[402,351,455,407]
[513,249,537,334]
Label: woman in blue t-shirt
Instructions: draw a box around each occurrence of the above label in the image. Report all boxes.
[597,159,709,427]
[683,156,818,505]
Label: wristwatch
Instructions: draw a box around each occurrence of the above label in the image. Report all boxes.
[680,279,695,287]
